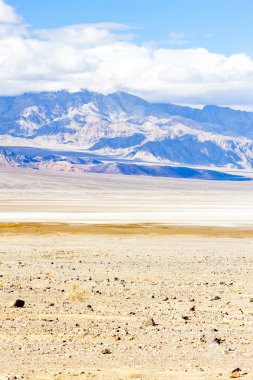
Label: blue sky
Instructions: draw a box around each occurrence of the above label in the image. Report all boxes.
[8,0,253,55]
[1,0,253,108]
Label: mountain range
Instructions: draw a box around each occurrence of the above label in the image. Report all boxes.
[0,90,252,180]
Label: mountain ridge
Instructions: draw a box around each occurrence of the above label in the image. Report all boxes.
[0,89,252,179]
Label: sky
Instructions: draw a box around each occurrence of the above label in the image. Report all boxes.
[1,0,253,109]
[8,0,253,55]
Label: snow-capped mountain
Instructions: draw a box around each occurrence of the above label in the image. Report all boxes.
[0,89,253,179]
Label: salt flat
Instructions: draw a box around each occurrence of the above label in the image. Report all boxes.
[0,167,253,227]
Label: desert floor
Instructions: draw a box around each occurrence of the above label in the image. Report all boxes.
[0,168,253,380]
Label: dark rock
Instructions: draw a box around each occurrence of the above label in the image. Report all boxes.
[12,299,25,308]
[211,296,221,301]
[213,337,225,345]
[102,348,112,354]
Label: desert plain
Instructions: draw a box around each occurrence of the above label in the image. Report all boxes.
[0,168,253,380]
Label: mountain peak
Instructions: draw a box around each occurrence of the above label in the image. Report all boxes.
[0,90,253,176]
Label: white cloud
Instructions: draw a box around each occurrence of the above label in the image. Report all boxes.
[0,0,20,23]
[36,23,132,47]
[0,0,26,37]
[0,0,253,109]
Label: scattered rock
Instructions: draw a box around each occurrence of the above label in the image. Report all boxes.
[250,297,253,303]
[145,318,157,326]
[11,299,25,308]
[226,348,235,353]
[211,296,221,301]
[190,305,196,312]
[210,328,219,332]
[102,348,112,354]
[212,337,225,345]
[230,368,241,378]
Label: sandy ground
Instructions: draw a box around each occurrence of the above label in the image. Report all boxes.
[0,168,253,379]
[0,230,253,380]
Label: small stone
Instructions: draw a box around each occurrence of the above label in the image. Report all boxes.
[250,297,253,302]
[12,299,25,308]
[230,368,241,378]
[210,328,219,332]
[145,318,157,326]
[213,337,225,345]
[102,348,111,354]
[190,305,196,312]
[211,296,221,301]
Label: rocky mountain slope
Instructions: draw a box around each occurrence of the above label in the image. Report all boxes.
[0,90,252,179]
[0,146,248,181]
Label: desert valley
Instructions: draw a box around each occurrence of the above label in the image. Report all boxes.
[0,168,253,380]
[1,0,253,378]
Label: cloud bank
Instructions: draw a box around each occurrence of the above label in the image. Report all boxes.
[1,0,253,108]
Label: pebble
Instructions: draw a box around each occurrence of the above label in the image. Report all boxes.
[211,296,221,301]
[11,299,25,308]
[145,318,157,326]
[102,348,112,354]
[212,337,225,345]
[230,368,241,378]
